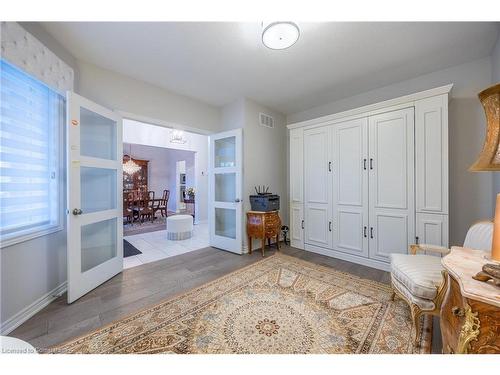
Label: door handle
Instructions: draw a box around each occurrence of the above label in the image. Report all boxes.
[370,227,374,239]
[329,221,332,232]
[234,198,241,203]
[301,220,304,229]
[363,158,367,170]
[370,158,374,170]
[328,161,332,172]
[363,226,367,238]
[72,208,83,215]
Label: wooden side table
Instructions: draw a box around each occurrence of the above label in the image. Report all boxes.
[246,210,281,257]
[440,247,500,354]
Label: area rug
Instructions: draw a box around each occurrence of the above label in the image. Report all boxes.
[50,254,431,354]
[123,239,142,258]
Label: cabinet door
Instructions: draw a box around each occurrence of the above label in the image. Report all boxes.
[289,128,304,205]
[290,203,304,249]
[416,213,449,251]
[289,128,304,249]
[415,95,448,214]
[304,125,332,249]
[332,118,369,257]
[368,108,415,262]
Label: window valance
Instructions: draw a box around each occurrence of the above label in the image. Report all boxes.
[1,22,74,94]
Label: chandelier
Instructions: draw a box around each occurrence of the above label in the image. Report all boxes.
[170,129,187,144]
[123,144,141,175]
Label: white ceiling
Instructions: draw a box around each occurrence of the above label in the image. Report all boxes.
[40,22,499,115]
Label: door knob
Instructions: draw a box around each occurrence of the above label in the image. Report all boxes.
[234,198,241,203]
[72,208,83,215]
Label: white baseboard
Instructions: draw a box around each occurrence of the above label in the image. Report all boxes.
[304,244,391,272]
[1,282,67,335]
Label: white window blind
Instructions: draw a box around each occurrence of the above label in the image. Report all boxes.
[0,59,63,247]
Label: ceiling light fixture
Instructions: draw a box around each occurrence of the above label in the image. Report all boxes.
[262,22,300,50]
[123,144,141,175]
[170,129,187,144]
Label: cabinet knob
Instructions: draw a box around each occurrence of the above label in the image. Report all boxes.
[452,306,465,317]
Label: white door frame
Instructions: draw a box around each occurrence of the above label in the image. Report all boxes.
[208,128,243,254]
[66,92,123,303]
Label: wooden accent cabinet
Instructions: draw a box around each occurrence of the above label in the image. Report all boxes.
[246,211,281,257]
[440,247,500,354]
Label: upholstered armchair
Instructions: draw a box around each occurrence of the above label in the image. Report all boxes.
[390,221,493,346]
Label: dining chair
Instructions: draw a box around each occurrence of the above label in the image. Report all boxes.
[157,189,170,217]
[139,195,155,223]
[123,195,133,224]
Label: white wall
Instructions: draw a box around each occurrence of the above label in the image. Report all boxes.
[76,61,222,133]
[222,98,288,250]
[123,120,208,223]
[287,57,494,246]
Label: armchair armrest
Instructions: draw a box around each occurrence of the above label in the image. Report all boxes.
[409,243,450,256]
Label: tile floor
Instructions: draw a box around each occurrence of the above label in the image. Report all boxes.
[123,222,209,269]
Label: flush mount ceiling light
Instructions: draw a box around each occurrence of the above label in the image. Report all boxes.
[262,22,300,50]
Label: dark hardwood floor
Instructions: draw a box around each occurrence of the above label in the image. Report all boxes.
[9,244,442,353]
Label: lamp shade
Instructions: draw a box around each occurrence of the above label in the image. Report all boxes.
[469,83,500,171]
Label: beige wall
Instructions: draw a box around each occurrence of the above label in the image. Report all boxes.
[287,57,494,246]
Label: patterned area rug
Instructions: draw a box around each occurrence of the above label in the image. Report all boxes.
[50,254,431,354]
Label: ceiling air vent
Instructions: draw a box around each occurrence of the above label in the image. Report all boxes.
[259,112,274,128]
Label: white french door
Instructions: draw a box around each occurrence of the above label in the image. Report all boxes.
[208,129,243,254]
[66,92,123,303]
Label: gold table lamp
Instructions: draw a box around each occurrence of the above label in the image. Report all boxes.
[470,83,500,261]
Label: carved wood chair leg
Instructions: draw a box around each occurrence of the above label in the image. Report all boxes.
[276,235,280,251]
[248,236,252,255]
[411,305,423,347]
[261,238,265,257]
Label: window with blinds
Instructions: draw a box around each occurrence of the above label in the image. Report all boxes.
[0,59,63,247]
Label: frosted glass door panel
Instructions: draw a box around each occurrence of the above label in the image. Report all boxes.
[81,218,117,273]
[81,167,117,214]
[215,207,236,239]
[214,136,236,168]
[80,107,117,160]
[215,173,236,202]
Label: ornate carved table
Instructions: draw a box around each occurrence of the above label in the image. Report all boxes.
[246,210,281,257]
[440,247,500,353]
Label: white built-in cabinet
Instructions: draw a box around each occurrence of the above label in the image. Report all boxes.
[288,85,451,271]
[289,128,304,249]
